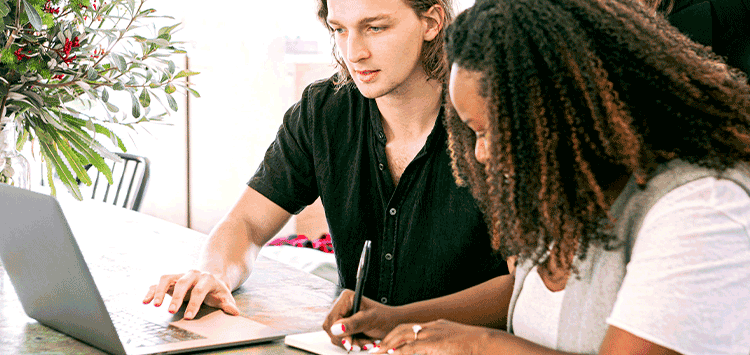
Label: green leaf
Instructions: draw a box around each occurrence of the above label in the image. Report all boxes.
[16,126,29,151]
[61,114,126,153]
[147,38,169,47]
[85,119,95,132]
[22,0,43,31]
[187,87,200,98]
[55,136,92,185]
[164,82,176,94]
[174,70,199,79]
[158,23,180,36]
[39,139,83,200]
[166,93,178,111]
[139,89,150,108]
[113,82,125,91]
[104,101,119,112]
[111,52,127,71]
[86,67,99,80]
[44,158,57,197]
[131,93,141,118]
[102,88,109,102]
[0,1,9,17]
[167,60,175,75]
[61,131,114,185]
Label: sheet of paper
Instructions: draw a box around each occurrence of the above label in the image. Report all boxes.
[285,330,351,355]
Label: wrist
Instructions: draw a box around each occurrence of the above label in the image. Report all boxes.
[374,304,403,334]
[472,326,503,355]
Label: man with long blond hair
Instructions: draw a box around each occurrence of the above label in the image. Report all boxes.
[143,0,508,329]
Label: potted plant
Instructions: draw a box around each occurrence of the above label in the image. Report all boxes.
[0,0,197,199]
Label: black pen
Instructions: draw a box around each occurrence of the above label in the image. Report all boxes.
[351,240,372,315]
[344,240,371,353]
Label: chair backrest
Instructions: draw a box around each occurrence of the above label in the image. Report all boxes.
[85,152,150,211]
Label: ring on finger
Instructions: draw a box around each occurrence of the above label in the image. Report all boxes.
[412,324,422,341]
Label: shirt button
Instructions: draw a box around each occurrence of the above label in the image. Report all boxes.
[380,297,388,304]
[377,132,384,139]
[378,163,384,171]
[389,208,397,216]
[384,253,393,260]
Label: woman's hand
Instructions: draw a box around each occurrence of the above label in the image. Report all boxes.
[323,289,403,351]
[374,319,489,355]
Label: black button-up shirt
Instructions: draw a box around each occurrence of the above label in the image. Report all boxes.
[249,77,507,306]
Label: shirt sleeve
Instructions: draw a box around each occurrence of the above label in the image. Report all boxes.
[606,177,750,355]
[247,85,319,215]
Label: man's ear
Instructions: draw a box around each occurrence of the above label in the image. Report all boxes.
[421,4,445,42]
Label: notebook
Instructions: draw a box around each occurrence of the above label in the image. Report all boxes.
[285,330,352,355]
[0,184,288,355]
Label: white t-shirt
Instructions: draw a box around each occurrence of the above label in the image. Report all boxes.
[513,177,750,354]
[513,265,565,349]
[608,177,750,354]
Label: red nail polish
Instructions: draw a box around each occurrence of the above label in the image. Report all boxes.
[342,339,347,345]
[342,324,346,332]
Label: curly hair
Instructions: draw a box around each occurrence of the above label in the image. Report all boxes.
[316,0,454,88]
[444,0,750,271]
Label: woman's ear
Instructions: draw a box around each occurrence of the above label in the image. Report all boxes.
[421,4,445,42]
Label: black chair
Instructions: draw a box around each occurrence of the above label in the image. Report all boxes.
[39,152,151,211]
[85,152,150,211]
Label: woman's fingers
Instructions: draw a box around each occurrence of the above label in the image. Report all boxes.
[377,323,416,353]
[325,290,354,344]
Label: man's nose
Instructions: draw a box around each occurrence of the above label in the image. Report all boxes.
[346,33,370,63]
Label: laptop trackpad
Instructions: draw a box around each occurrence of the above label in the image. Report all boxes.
[167,306,276,340]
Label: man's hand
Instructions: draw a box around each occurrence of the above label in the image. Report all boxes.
[143,270,240,319]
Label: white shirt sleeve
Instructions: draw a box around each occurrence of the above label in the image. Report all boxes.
[607,177,750,355]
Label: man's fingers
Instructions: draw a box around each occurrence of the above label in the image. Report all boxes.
[143,285,156,304]
[221,298,241,316]
[152,274,181,307]
[168,273,199,314]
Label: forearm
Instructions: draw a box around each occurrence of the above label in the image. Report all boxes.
[198,215,262,291]
[395,274,514,329]
[198,187,293,291]
[477,327,578,355]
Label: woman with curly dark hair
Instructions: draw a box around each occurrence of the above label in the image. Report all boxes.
[323,0,750,353]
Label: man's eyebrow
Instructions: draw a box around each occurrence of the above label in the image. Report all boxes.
[327,14,393,27]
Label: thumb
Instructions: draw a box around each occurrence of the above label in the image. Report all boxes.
[223,302,240,316]
[220,296,240,316]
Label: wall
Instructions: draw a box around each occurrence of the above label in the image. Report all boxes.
[28,0,477,236]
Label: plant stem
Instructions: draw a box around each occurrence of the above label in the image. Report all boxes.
[92,0,145,69]
[2,0,23,52]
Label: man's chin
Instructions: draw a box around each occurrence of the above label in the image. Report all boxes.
[354,83,390,100]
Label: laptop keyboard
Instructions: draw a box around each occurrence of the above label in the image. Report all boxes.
[111,310,206,348]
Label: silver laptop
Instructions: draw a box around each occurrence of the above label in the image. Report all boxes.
[0,184,288,354]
